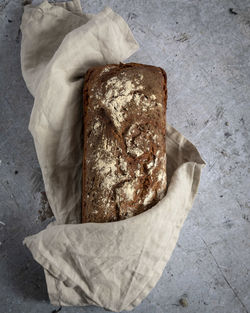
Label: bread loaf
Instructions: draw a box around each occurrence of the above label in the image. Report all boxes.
[82,63,167,223]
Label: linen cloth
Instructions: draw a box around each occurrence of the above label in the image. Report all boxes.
[21,0,205,311]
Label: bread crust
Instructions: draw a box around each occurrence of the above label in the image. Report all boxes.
[82,63,167,223]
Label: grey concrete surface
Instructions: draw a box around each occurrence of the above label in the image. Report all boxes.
[0,0,250,312]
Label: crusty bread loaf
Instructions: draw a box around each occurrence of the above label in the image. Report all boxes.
[82,63,167,223]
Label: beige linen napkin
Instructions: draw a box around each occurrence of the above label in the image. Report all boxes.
[21,0,205,311]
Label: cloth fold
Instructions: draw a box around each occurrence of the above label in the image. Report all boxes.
[21,0,205,311]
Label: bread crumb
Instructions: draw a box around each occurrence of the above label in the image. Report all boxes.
[119,156,128,172]
[143,189,154,205]
[135,170,140,177]
[122,182,135,200]
[158,170,166,184]
[103,137,112,152]
[147,160,154,169]
[134,94,141,106]
[93,120,101,131]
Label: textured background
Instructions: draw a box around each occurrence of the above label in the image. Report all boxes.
[0,0,249,312]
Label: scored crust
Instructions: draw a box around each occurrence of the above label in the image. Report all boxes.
[82,63,167,223]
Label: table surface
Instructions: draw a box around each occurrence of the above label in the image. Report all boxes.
[0,0,249,312]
